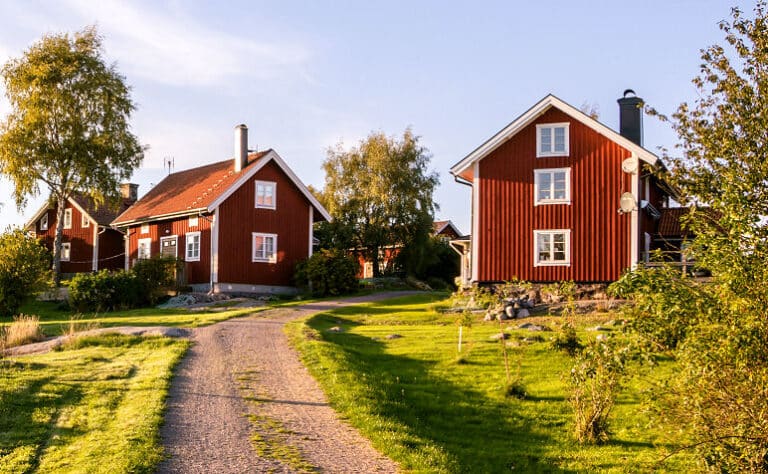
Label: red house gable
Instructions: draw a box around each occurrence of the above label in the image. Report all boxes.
[112,125,331,294]
[451,93,672,284]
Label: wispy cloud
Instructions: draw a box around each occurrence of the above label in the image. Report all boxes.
[61,0,311,87]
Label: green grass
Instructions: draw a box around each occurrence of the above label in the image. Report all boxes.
[6,299,268,337]
[0,334,189,473]
[287,294,697,473]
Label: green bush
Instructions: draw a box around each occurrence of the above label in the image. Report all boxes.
[0,228,52,317]
[131,256,180,305]
[295,250,359,297]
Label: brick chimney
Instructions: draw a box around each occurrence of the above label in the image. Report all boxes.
[234,124,248,172]
[617,89,643,146]
[120,183,138,202]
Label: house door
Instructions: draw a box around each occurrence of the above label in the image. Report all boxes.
[160,236,178,258]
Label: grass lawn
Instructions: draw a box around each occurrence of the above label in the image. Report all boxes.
[0,335,189,474]
[7,299,269,337]
[286,293,697,473]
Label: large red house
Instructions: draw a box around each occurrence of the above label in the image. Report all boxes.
[25,187,136,275]
[112,125,330,294]
[450,91,677,285]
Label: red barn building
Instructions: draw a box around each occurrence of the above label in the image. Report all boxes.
[25,187,137,275]
[112,125,330,294]
[450,91,677,285]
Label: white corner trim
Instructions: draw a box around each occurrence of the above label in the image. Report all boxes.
[308,203,314,257]
[471,161,480,282]
[450,94,659,178]
[630,164,639,269]
[92,223,99,271]
[211,208,219,286]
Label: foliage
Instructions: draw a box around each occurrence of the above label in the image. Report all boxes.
[0,228,52,317]
[0,335,188,473]
[132,256,182,305]
[550,282,582,355]
[295,249,359,297]
[0,314,45,349]
[630,3,768,469]
[402,237,460,288]
[320,129,439,277]
[570,338,628,445]
[0,27,144,283]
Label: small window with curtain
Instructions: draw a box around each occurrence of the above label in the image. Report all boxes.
[252,232,277,263]
[255,181,276,209]
[534,230,570,266]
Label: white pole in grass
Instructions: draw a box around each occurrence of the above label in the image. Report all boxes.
[458,326,463,353]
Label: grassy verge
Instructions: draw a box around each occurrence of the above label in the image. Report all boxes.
[0,335,189,474]
[7,300,268,337]
[286,293,695,473]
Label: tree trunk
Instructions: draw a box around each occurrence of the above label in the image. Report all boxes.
[371,245,381,278]
[52,193,67,286]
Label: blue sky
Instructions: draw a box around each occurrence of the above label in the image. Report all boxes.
[0,0,754,234]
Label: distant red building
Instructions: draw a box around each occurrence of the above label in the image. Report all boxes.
[111,125,330,294]
[450,91,680,285]
[25,188,136,275]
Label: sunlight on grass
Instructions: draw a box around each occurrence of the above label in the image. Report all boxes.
[0,335,189,473]
[287,294,696,473]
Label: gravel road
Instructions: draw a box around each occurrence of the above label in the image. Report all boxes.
[157,293,412,473]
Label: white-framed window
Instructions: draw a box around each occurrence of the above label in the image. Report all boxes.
[255,181,276,209]
[252,232,277,263]
[185,232,201,262]
[534,168,571,205]
[534,230,571,266]
[61,242,71,262]
[140,224,149,234]
[536,123,569,157]
[188,216,198,227]
[39,213,48,231]
[137,238,152,260]
[81,214,90,228]
[63,208,72,229]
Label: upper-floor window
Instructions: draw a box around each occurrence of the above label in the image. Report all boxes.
[140,224,149,234]
[185,232,201,262]
[61,242,71,262]
[63,208,72,229]
[536,123,569,157]
[534,168,571,205]
[252,232,277,263]
[82,214,90,228]
[534,229,570,266]
[255,181,276,209]
[188,216,198,227]
[39,214,48,231]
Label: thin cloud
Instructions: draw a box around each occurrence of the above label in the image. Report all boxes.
[61,0,311,87]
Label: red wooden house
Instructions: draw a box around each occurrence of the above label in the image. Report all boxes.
[111,125,330,294]
[25,186,137,275]
[450,90,677,285]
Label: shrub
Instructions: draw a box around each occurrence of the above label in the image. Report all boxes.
[131,256,181,305]
[69,270,144,312]
[0,228,52,317]
[1,314,45,348]
[295,250,359,297]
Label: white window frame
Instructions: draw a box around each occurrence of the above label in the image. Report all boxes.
[185,231,201,262]
[252,232,277,263]
[63,208,72,229]
[140,224,149,234]
[137,238,152,260]
[81,213,90,228]
[188,216,198,227]
[39,214,48,231]
[536,123,570,157]
[534,168,571,205]
[255,181,277,210]
[61,242,71,262]
[533,229,571,267]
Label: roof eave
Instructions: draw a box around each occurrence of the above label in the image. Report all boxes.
[111,208,208,228]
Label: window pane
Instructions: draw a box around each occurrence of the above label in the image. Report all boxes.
[540,128,551,153]
[537,234,551,261]
[538,173,551,200]
[554,127,566,152]
[553,233,566,261]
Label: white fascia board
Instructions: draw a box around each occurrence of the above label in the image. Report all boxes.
[24,202,51,230]
[111,208,207,228]
[450,94,659,178]
[206,150,332,222]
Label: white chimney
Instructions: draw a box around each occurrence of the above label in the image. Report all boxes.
[234,124,248,172]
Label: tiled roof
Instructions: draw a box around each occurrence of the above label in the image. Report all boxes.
[71,194,134,226]
[432,220,449,233]
[113,151,270,224]
[657,207,691,237]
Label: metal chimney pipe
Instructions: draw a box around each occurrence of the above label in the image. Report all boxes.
[617,89,643,146]
[234,124,248,172]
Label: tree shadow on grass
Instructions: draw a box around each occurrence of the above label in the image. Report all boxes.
[304,314,574,473]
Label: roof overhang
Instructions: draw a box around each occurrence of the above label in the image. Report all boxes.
[111,208,208,228]
[24,195,97,230]
[449,94,660,181]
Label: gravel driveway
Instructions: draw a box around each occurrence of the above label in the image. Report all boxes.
[157,293,412,473]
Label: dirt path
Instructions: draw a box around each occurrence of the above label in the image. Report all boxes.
[158,293,413,473]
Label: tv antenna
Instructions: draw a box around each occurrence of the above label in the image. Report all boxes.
[165,156,175,175]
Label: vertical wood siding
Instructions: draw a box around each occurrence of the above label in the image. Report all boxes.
[477,108,633,282]
[216,160,311,286]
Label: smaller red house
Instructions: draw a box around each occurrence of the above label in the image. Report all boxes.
[25,186,137,275]
[111,125,330,294]
[433,220,462,242]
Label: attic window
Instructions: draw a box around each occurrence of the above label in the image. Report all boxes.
[255,181,276,209]
[82,214,90,228]
[536,123,569,157]
[39,214,48,231]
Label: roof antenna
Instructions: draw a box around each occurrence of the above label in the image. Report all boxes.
[165,156,175,175]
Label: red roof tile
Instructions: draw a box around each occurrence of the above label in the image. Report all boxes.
[657,207,691,237]
[113,151,270,224]
[71,194,135,226]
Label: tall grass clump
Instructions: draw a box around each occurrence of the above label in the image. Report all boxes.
[1,314,45,348]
